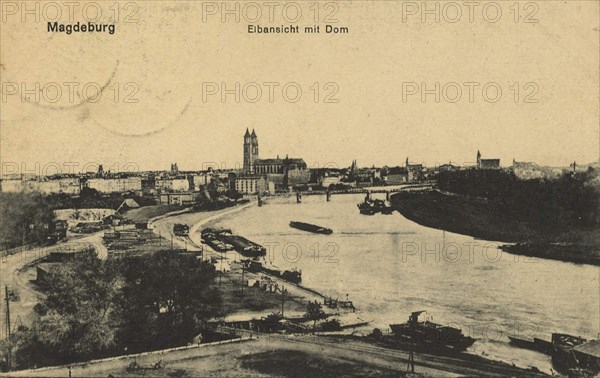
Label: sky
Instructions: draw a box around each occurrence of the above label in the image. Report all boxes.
[1,1,598,174]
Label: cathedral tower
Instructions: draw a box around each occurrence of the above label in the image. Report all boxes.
[243,129,260,173]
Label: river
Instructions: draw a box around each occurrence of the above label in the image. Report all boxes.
[204,193,599,374]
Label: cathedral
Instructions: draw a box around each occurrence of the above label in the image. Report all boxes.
[241,129,309,191]
[243,129,307,174]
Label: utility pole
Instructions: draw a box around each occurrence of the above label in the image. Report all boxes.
[241,265,245,299]
[171,233,174,251]
[5,286,12,371]
[219,254,223,285]
[407,349,414,373]
[281,286,285,318]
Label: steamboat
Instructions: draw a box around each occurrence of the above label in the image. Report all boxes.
[389,311,476,352]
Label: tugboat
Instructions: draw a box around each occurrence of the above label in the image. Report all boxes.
[389,311,476,352]
[289,221,333,235]
[357,193,394,215]
[358,201,376,215]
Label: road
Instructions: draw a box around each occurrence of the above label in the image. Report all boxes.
[2,328,545,377]
[0,231,108,337]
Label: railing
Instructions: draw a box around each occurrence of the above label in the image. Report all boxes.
[1,336,255,375]
[0,243,37,258]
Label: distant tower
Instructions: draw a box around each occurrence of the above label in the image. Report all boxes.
[243,129,260,173]
[171,163,179,175]
[405,157,409,168]
[97,164,104,177]
[476,150,482,169]
[251,129,259,161]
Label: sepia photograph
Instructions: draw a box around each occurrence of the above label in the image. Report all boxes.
[0,1,599,377]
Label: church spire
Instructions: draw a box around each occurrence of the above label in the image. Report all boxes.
[245,128,250,137]
[251,129,257,137]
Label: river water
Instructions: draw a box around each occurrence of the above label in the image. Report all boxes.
[207,193,599,373]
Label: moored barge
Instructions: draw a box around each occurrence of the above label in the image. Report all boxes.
[289,221,332,235]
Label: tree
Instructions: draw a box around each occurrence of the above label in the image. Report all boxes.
[304,301,327,331]
[112,251,220,352]
[0,192,54,249]
[6,252,119,368]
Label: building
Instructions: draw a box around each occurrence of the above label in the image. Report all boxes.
[1,177,81,194]
[439,162,460,172]
[476,150,500,169]
[87,177,142,193]
[321,173,341,188]
[386,166,408,184]
[348,160,376,183]
[511,159,543,179]
[155,177,190,192]
[170,163,179,175]
[241,129,309,190]
[405,157,424,181]
[235,175,267,194]
[159,192,196,205]
[191,173,212,191]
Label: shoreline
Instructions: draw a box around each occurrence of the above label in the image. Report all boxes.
[150,200,342,319]
[391,190,600,266]
[145,195,563,375]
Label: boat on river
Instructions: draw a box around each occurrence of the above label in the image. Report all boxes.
[389,311,476,352]
[201,228,266,258]
[243,260,302,284]
[508,336,553,354]
[357,192,394,215]
[289,221,332,235]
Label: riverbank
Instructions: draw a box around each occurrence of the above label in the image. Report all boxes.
[391,191,600,266]
[150,201,339,320]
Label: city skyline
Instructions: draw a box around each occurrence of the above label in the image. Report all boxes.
[1,127,595,177]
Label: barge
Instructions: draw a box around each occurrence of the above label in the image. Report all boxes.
[289,221,332,235]
[201,228,266,258]
[243,260,302,284]
[508,336,553,354]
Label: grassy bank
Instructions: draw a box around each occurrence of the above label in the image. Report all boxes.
[10,333,546,377]
[391,191,600,266]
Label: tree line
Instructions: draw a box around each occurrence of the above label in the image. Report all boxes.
[0,250,220,370]
[0,189,156,249]
[436,168,600,230]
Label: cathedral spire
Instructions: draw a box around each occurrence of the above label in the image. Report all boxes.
[251,129,256,137]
